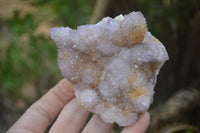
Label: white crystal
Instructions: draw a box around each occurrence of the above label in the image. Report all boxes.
[50,11,169,126]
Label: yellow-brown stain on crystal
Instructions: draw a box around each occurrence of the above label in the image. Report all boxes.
[122,111,132,119]
[62,53,67,58]
[118,25,147,46]
[128,25,146,44]
[129,87,146,99]
[60,49,67,58]
[127,73,138,88]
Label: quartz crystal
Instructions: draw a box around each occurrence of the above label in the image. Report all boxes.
[50,11,169,126]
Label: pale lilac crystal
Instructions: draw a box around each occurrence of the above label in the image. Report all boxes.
[50,11,169,126]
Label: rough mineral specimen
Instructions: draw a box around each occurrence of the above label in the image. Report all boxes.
[50,11,169,126]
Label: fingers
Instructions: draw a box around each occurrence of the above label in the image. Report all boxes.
[82,114,113,133]
[7,78,150,133]
[121,112,150,133]
[7,79,75,133]
[49,98,90,133]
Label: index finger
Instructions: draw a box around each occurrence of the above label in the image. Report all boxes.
[7,79,75,133]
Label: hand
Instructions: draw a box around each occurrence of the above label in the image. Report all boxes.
[7,79,150,133]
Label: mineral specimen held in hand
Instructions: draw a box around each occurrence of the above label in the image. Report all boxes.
[50,11,169,126]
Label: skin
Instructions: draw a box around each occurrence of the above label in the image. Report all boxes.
[7,79,150,133]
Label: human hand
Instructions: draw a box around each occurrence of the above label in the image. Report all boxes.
[7,79,150,133]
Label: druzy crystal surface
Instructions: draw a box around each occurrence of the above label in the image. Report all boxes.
[50,11,169,126]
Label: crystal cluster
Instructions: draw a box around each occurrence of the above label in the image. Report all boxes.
[50,11,169,126]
